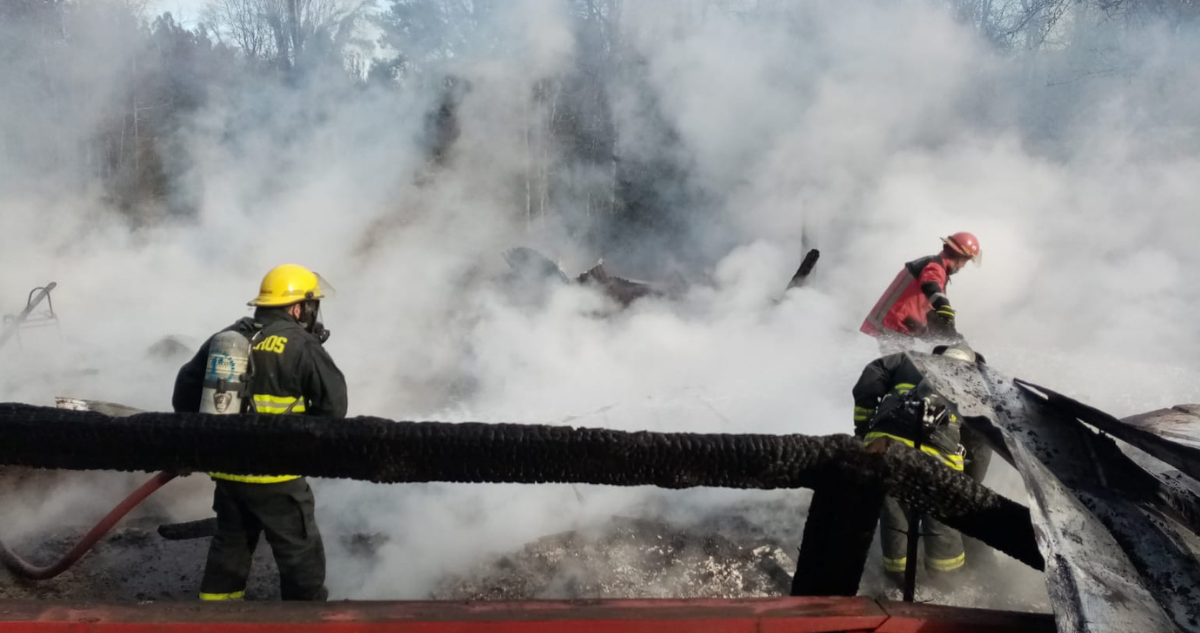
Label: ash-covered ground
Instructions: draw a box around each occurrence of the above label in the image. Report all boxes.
[0,515,281,602]
[429,501,803,601]
[0,470,1050,612]
[429,497,1051,613]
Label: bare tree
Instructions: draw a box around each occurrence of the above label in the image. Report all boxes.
[1093,0,1200,28]
[935,0,1199,51]
[203,0,272,60]
[936,0,1075,49]
[203,0,355,71]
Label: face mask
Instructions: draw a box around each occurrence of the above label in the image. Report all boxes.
[301,302,330,344]
[311,319,331,344]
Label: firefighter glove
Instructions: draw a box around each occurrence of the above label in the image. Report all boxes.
[934,305,956,326]
[853,406,875,439]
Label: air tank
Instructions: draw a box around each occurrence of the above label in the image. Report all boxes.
[200,331,251,415]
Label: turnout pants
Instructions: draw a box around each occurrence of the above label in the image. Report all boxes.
[960,425,996,566]
[199,478,327,601]
[879,496,965,575]
[960,424,993,486]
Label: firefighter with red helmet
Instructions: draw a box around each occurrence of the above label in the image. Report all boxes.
[861,232,981,352]
[857,234,997,574]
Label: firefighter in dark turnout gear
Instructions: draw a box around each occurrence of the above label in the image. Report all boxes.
[852,344,985,583]
[860,232,982,354]
[173,264,347,601]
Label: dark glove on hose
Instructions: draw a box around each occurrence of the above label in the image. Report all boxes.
[926,308,958,338]
[934,304,956,326]
[853,406,874,440]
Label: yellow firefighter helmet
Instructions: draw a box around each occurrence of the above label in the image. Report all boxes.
[247,264,327,307]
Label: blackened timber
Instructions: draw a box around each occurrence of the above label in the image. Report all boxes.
[786,249,820,290]
[0,403,1041,571]
[791,474,885,596]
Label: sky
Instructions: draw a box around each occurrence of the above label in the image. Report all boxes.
[155,0,209,26]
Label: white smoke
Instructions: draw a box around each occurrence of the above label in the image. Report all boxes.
[2,0,1199,608]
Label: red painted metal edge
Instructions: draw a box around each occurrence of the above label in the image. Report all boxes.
[0,597,1054,633]
[0,597,885,633]
[876,600,1055,633]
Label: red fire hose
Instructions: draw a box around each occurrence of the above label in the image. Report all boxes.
[0,471,176,580]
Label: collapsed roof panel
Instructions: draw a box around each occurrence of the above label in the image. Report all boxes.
[1125,406,1200,448]
[910,353,1200,633]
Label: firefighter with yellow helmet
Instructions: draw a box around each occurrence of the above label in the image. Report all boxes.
[172,264,347,601]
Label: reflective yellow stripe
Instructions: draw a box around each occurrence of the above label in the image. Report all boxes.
[252,394,306,414]
[199,591,245,601]
[253,394,298,404]
[217,394,305,483]
[853,406,874,422]
[209,473,300,484]
[928,552,966,572]
[892,383,916,395]
[883,556,907,572]
[254,403,307,414]
[863,432,964,471]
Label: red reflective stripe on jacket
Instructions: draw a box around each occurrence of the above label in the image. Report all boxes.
[861,269,911,336]
[861,258,949,337]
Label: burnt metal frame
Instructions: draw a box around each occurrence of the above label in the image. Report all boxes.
[0,282,60,352]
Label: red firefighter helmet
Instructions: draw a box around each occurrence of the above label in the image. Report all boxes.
[941,232,982,266]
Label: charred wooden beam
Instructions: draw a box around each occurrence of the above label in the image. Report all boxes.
[0,403,1042,574]
[786,249,820,290]
[791,473,885,596]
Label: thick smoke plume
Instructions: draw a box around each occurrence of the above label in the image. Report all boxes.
[2,0,1199,607]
